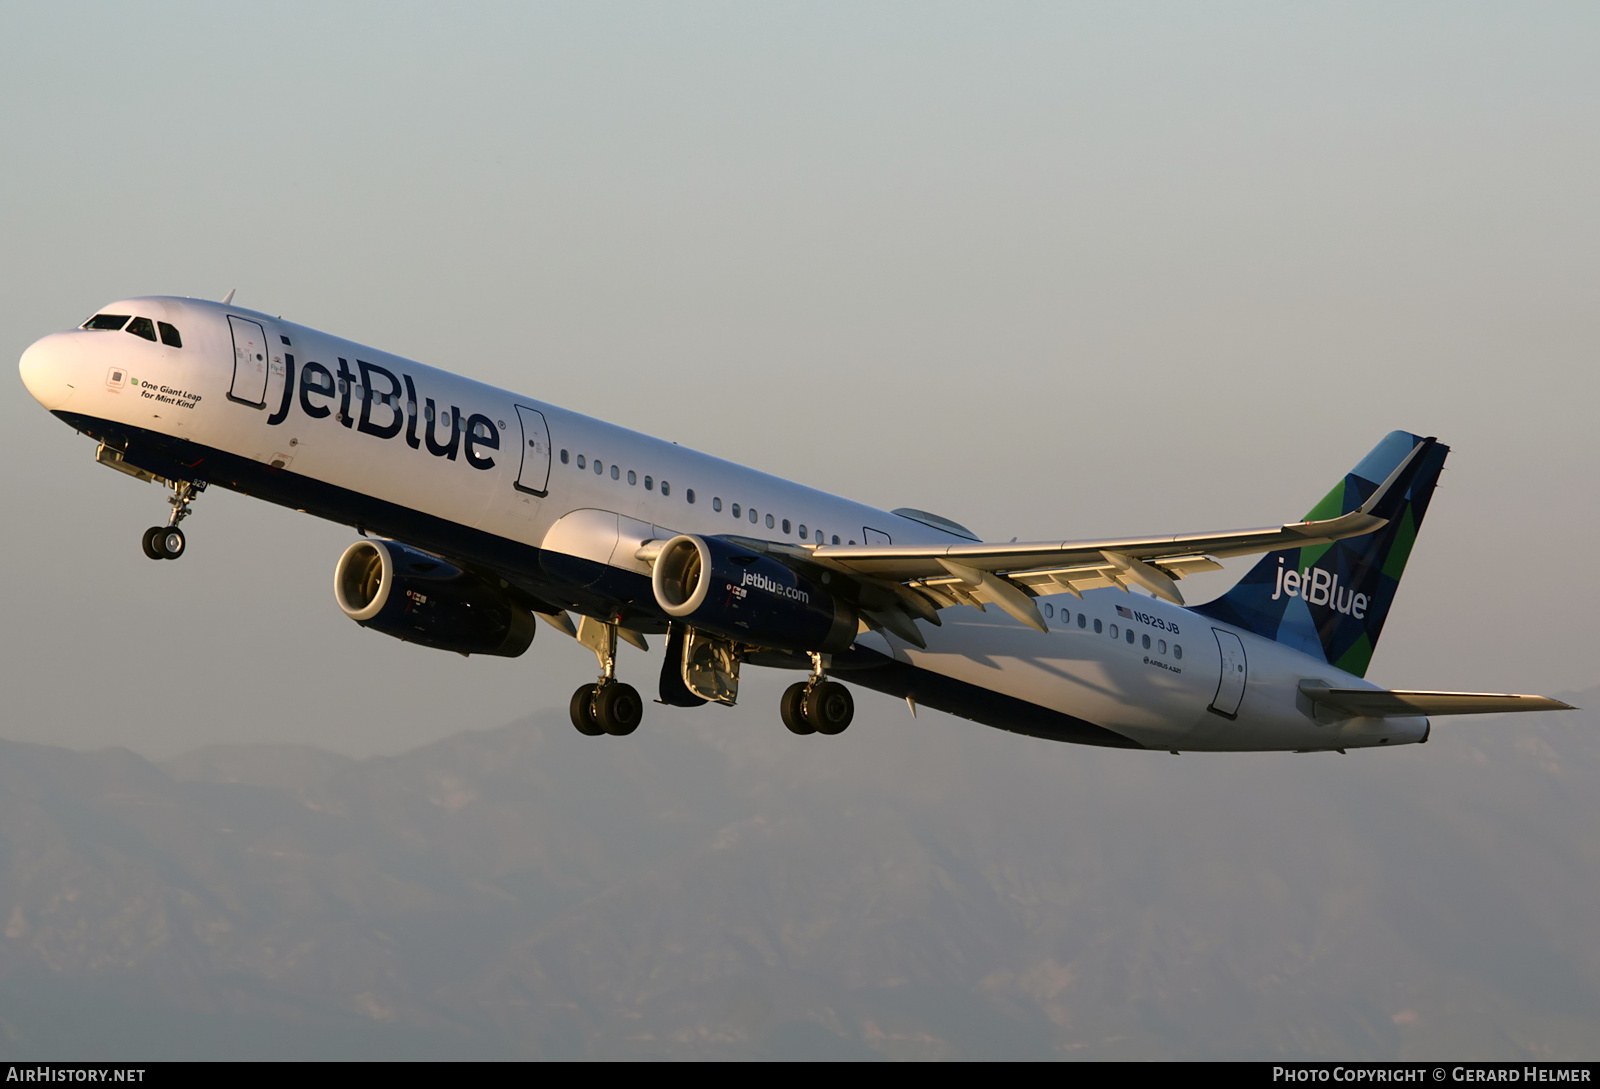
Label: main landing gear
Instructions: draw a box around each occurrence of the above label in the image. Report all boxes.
[780,652,854,736]
[569,615,644,737]
[141,480,205,561]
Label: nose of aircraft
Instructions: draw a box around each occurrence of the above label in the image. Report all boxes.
[18,331,86,411]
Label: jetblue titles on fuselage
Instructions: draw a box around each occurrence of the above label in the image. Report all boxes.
[266,354,501,471]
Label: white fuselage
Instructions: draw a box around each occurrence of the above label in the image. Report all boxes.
[20,296,1426,752]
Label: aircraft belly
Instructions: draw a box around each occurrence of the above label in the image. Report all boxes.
[897,611,1209,749]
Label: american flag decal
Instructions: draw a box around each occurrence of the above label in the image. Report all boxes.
[1116,605,1134,619]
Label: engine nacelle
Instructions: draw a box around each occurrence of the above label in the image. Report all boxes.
[651,534,856,653]
[334,539,536,657]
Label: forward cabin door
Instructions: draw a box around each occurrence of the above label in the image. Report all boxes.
[514,405,552,496]
[226,315,270,407]
[1209,628,1248,718]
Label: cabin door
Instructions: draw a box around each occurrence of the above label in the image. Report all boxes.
[226,315,270,407]
[1209,628,1248,718]
[514,405,552,496]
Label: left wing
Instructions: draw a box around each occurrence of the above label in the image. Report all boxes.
[758,436,1438,642]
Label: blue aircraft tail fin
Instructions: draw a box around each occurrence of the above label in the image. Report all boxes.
[1192,431,1448,677]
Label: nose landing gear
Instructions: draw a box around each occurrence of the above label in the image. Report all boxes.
[141,480,205,560]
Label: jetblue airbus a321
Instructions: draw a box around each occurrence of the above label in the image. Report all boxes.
[19,296,1571,750]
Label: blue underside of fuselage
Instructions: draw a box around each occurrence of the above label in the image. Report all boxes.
[58,410,1144,749]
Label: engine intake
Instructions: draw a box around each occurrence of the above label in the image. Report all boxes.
[334,539,535,657]
[651,534,856,653]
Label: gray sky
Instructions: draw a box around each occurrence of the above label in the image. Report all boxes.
[2,2,1595,758]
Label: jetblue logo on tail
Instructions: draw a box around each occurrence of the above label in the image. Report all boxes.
[1192,431,1449,678]
[1269,557,1368,618]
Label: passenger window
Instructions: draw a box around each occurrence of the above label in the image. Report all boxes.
[765,513,775,529]
[594,460,603,475]
[1093,618,1103,633]
[1142,633,1151,649]
[560,449,569,464]
[1174,645,1183,660]
[661,481,670,496]
[1110,624,1119,639]
[749,508,758,523]
[1078,614,1087,629]
[576,454,585,469]
[1042,603,1054,619]
[125,317,157,342]
[1125,629,1135,644]
[782,519,791,534]
[832,535,841,545]
[645,476,653,490]
[713,497,722,512]
[686,489,695,504]
[732,503,741,518]
[83,314,130,330]
[1158,639,1167,654]
[799,525,807,539]
[157,321,183,348]
[628,470,636,485]
[610,464,619,480]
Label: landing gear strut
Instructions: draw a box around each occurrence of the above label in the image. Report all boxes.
[568,615,644,736]
[141,479,205,561]
[780,652,854,736]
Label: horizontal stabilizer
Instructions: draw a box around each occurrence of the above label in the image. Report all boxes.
[1298,684,1575,718]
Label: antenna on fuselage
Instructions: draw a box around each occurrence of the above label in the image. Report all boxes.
[221,289,236,305]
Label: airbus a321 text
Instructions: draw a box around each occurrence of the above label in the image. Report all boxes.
[19,296,1572,750]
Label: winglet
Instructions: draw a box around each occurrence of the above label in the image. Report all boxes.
[1287,435,1436,544]
[1357,435,1436,523]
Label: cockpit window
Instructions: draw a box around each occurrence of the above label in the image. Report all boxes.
[83,314,130,330]
[125,317,157,342]
[157,321,182,348]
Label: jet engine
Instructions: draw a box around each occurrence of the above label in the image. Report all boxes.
[651,534,856,653]
[334,539,536,657]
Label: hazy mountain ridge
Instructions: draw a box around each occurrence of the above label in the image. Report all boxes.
[0,689,1595,1059]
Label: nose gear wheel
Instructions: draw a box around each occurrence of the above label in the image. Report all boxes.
[142,525,186,560]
